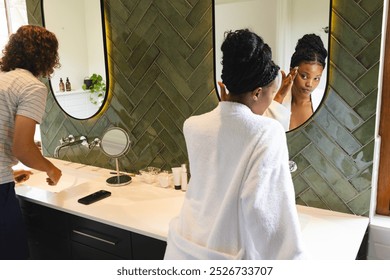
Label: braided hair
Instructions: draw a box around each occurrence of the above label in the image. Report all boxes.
[290,34,327,68]
[221,29,280,95]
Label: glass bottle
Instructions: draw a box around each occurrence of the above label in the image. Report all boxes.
[65,77,71,91]
[59,78,65,92]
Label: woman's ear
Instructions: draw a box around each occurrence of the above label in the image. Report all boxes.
[252,87,262,101]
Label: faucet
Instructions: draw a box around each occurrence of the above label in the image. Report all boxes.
[54,134,89,158]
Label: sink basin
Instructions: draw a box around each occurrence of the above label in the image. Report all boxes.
[18,171,90,192]
[15,160,103,193]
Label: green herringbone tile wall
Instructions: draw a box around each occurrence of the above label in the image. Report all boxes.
[26,0,383,215]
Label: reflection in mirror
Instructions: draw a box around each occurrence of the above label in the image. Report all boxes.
[42,0,108,119]
[100,127,132,187]
[214,0,330,131]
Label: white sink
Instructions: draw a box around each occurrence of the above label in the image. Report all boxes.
[15,159,103,193]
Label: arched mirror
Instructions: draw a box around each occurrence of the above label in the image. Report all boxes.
[214,0,331,131]
[100,127,131,187]
[42,0,108,120]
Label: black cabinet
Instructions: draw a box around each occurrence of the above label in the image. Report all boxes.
[19,198,166,260]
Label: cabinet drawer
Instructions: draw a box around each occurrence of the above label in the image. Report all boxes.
[71,216,132,259]
[19,199,69,238]
[132,232,166,260]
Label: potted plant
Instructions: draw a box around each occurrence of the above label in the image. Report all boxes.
[82,73,106,105]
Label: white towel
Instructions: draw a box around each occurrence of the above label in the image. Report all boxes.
[164,102,306,260]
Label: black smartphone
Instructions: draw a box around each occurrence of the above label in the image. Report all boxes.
[78,190,111,205]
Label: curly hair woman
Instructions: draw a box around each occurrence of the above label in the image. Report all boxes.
[164,29,305,260]
[0,25,62,259]
[265,33,328,131]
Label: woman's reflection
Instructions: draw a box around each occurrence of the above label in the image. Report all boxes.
[264,34,328,131]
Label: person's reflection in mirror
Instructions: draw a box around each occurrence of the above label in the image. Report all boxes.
[165,29,306,260]
[264,34,328,131]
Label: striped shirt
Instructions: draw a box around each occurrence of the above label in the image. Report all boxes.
[0,68,47,184]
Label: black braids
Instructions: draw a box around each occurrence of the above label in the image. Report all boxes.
[290,33,328,68]
[221,29,279,95]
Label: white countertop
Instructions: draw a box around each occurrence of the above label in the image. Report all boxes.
[15,158,369,260]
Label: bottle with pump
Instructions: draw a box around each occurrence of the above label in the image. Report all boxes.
[59,78,65,92]
[181,163,188,192]
[65,77,71,91]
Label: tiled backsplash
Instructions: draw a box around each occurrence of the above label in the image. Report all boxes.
[26,0,383,215]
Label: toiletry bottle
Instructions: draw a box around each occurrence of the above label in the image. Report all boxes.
[181,163,188,192]
[172,167,181,190]
[65,77,71,91]
[59,78,65,92]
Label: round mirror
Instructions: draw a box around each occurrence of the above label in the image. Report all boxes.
[100,127,130,158]
[100,127,131,187]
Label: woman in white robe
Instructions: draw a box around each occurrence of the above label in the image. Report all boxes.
[264,34,328,131]
[164,29,306,260]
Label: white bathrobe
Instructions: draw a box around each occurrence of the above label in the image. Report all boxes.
[264,87,325,131]
[164,102,306,260]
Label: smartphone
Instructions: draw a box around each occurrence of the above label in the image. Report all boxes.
[78,190,111,205]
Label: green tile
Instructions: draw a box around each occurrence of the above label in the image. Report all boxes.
[154,15,192,58]
[170,0,192,17]
[347,188,372,216]
[301,145,359,202]
[186,0,211,27]
[106,0,130,24]
[330,38,367,82]
[355,63,380,96]
[188,28,213,68]
[354,90,378,120]
[125,0,153,37]
[156,54,193,100]
[298,188,330,210]
[154,0,193,37]
[129,45,160,87]
[156,72,193,116]
[352,140,375,169]
[331,13,368,56]
[357,36,382,69]
[328,65,365,107]
[360,0,383,14]
[286,131,311,158]
[350,167,372,192]
[333,0,369,29]
[292,175,310,196]
[358,8,383,42]
[325,89,362,130]
[301,167,353,213]
[314,108,362,154]
[290,154,311,178]
[353,115,376,145]
[304,123,359,178]
[156,35,194,79]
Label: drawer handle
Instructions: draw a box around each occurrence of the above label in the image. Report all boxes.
[72,230,117,246]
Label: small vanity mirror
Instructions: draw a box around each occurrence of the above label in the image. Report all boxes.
[100,127,131,187]
[42,0,108,119]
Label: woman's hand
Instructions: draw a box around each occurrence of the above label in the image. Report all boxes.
[14,170,33,183]
[274,67,298,104]
[46,165,62,186]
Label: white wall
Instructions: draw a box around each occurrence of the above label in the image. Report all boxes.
[44,0,105,91]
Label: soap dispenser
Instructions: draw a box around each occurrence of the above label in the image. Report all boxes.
[59,78,65,92]
[181,163,188,191]
[65,77,71,91]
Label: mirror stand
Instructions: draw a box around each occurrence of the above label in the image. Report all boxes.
[106,158,131,187]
